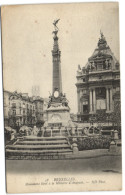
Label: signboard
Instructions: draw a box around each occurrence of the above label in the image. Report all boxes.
[96,99,106,110]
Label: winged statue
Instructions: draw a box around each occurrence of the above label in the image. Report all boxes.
[53,19,60,31]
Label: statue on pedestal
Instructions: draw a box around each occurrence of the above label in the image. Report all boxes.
[77,64,82,75]
[105,59,109,69]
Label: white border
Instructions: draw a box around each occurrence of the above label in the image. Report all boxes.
[0,0,125,195]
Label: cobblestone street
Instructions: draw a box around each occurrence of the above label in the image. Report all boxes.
[6,154,121,175]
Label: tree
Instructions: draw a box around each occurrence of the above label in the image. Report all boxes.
[9,116,16,128]
[96,110,106,131]
[36,120,44,129]
[111,101,121,133]
[90,110,106,132]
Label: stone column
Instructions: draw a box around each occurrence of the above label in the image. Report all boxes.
[114,130,119,140]
[60,127,61,136]
[93,88,96,112]
[51,129,52,137]
[106,88,109,111]
[72,143,79,153]
[77,89,80,113]
[89,89,92,112]
[110,88,112,111]
[80,101,82,113]
[80,90,83,113]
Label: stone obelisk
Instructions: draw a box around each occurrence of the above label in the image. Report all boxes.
[52,28,62,96]
[44,20,71,127]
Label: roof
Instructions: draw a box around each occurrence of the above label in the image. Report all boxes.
[5,90,43,103]
[85,32,119,70]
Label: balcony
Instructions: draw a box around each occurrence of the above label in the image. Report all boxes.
[77,111,89,116]
[88,70,113,77]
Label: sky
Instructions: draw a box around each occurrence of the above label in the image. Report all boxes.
[1,2,119,113]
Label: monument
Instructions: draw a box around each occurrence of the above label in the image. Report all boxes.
[44,20,71,127]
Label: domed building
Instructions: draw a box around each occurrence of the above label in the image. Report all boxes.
[76,32,120,129]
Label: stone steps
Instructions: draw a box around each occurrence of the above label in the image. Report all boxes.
[6,149,72,155]
[16,140,68,145]
[6,153,71,160]
[6,135,73,159]
[51,133,68,136]
[6,144,71,150]
[23,136,67,141]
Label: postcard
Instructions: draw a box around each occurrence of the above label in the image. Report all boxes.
[1,2,121,193]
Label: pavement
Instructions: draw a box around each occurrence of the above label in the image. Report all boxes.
[6,153,122,175]
[66,148,121,159]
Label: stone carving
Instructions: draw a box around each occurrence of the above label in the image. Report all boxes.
[77,64,82,75]
[78,64,82,72]
[91,61,96,70]
[53,19,60,31]
[108,59,112,69]
[105,59,109,69]
[105,59,112,69]
[51,114,61,122]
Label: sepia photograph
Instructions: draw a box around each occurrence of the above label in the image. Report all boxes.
[1,2,122,193]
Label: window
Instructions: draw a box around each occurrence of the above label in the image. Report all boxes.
[96,87,106,99]
[116,75,120,79]
[23,109,25,114]
[12,110,16,115]
[12,103,16,108]
[116,87,120,92]
[18,103,21,108]
[83,105,88,113]
[83,89,87,94]
[83,100,88,105]
[99,75,102,79]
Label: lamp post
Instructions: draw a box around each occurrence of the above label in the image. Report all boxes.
[51,126,53,137]
[44,126,46,137]
[106,114,110,127]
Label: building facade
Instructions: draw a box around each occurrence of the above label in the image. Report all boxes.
[4,91,44,127]
[33,96,44,122]
[76,32,120,126]
[43,98,50,121]
[3,90,12,126]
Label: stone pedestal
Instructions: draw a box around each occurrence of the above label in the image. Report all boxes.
[114,130,119,140]
[72,143,79,153]
[109,140,121,154]
[109,141,116,152]
[11,133,15,140]
[44,103,72,127]
[73,137,77,142]
[72,128,76,136]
